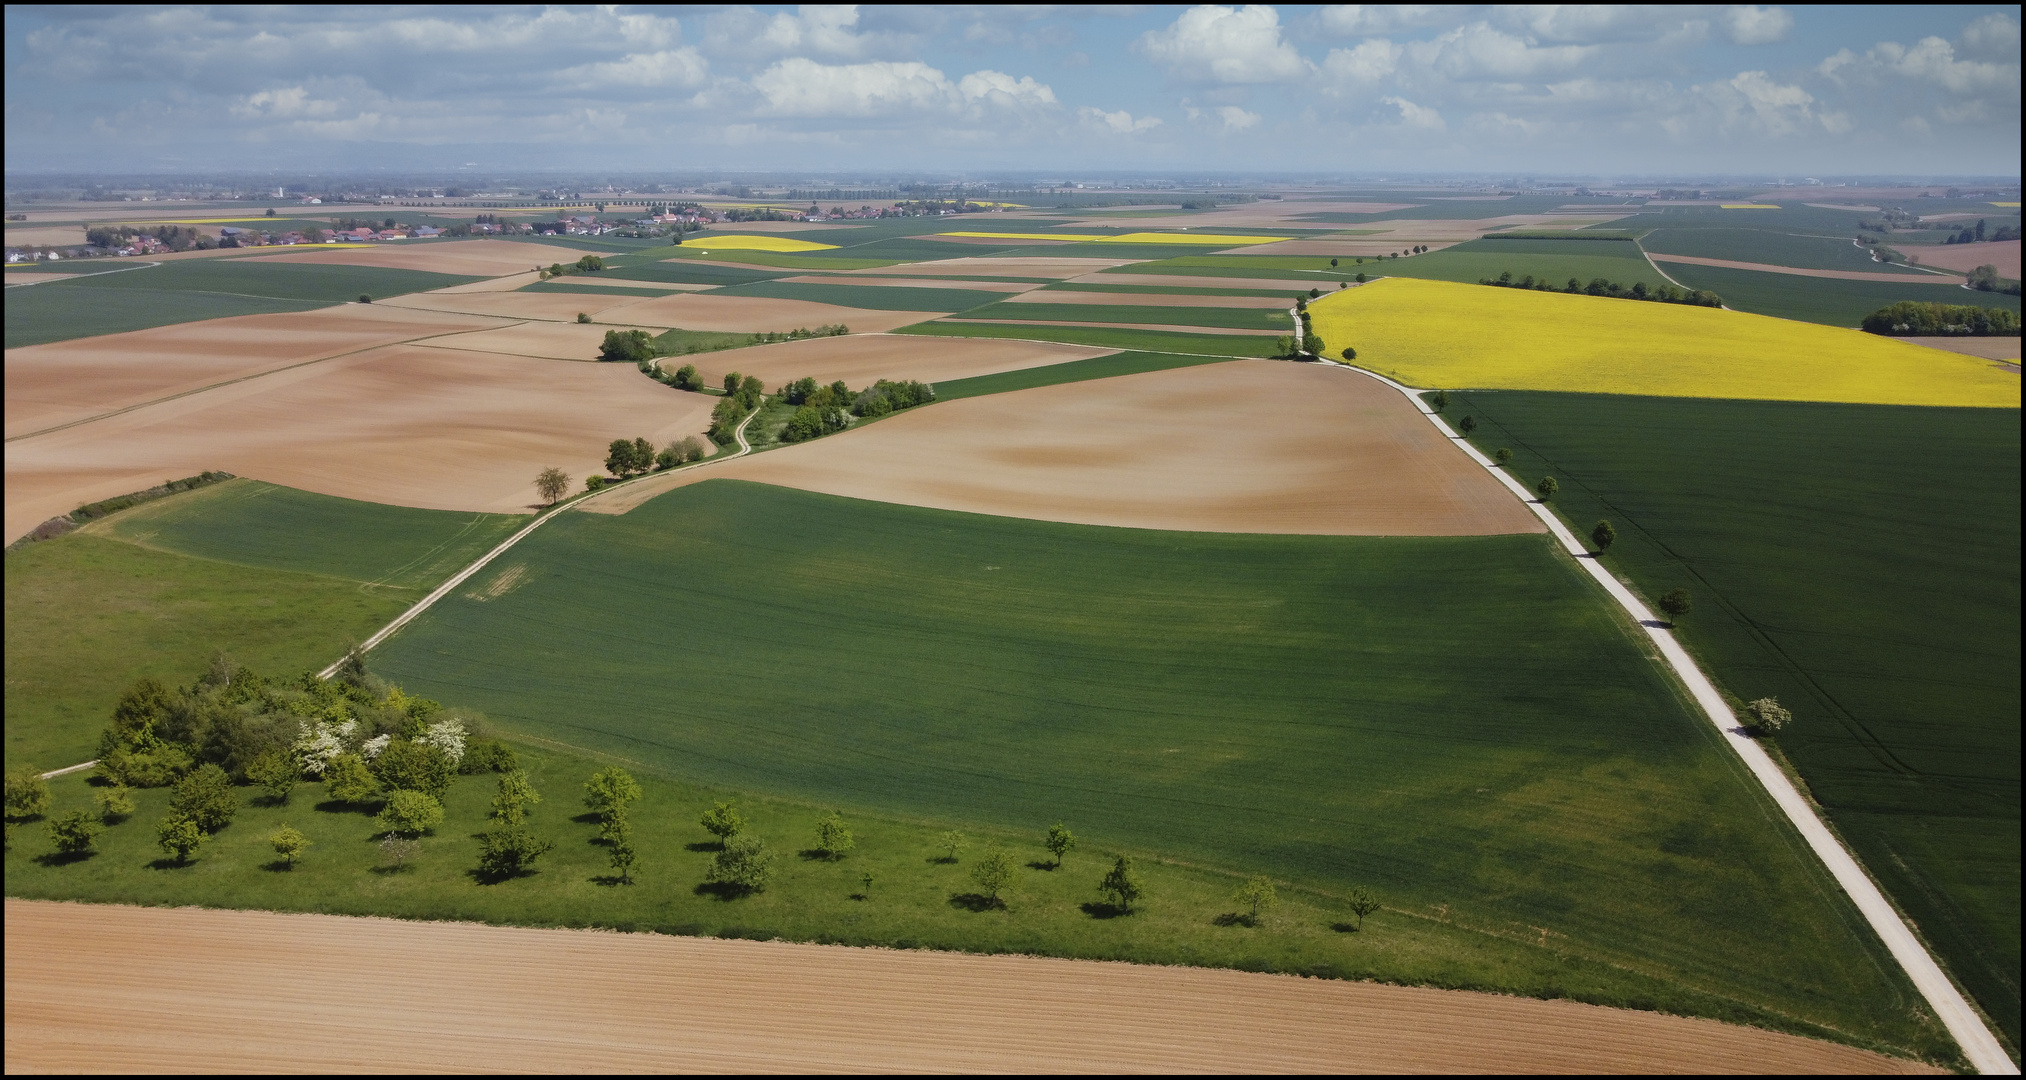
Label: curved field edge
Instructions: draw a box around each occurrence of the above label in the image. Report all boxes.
[1448,391,2021,1058]
[367,479,1945,1055]
[1307,276,2019,407]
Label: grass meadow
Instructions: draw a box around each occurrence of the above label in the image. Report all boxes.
[357,479,1941,1051]
[1653,262,2022,326]
[1308,276,2019,407]
[1452,392,2021,1054]
[893,320,1279,356]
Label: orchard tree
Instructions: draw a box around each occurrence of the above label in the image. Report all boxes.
[95,784,135,822]
[1044,823,1077,869]
[584,767,642,839]
[270,826,310,869]
[609,829,638,885]
[1494,447,1513,466]
[1591,520,1616,552]
[476,826,554,879]
[699,801,744,848]
[377,789,445,837]
[1345,886,1381,930]
[47,810,104,857]
[247,749,300,804]
[970,849,1017,908]
[157,814,205,864]
[535,467,571,505]
[938,829,967,863]
[1099,855,1144,913]
[1234,875,1278,926]
[490,770,541,826]
[5,768,52,821]
[814,813,855,860]
[324,753,381,806]
[170,764,238,832]
[1746,697,1792,733]
[707,834,776,894]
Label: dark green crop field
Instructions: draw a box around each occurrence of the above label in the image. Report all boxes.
[1379,238,1665,291]
[521,280,681,298]
[1451,391,2021,1053]
[1037,281,1313,299]
[601,260,790,286]
[1114,255,1383,279]
[714,280,1001,312]
[365,479,1936,1050]
[953,300,1291,330]
[899,320,1278,356]
[1655,263,2021,326]
[934,352,1237,400]
[1640,226,1935,274]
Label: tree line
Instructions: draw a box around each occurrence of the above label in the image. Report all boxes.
[1861,300,2020,337]
[778,376,935,443]
[1478,272,1721,307]
[1943,219,2019,245]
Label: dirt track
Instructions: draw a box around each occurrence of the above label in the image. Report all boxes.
[1903,335,2022,361]
[1645,253,1958,282]
[2,900,1931,1075]
[591,360,1543,536]
[675,333,1115,390]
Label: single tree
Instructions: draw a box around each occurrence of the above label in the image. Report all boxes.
[606,439,639,478]
[156,814,205,864]
[723,371,744,394]
[47,810,104,856]
[1340,346,1357,361]
[1494,447,1513,466]
[939,829,967,863]
[1330,258,1339,267]
[1591,520,1618,554]
[1044,822,1077,869]
[1658,588,1693,620]
[576,312,591,324]
[377,789,445,837]
[609,831,638,884]
[632,437,653,473]
[95,784,135,822]
[707,833,776,894]
[1345,886,1381,930]
[169,763,238,832]
[1099,855,1144,913]
[372,740,453,801]
[1745,697,1792,733]
[1459,415,1477,434]
[4,768,52,821]
[583,767,642,826]
[970,848,1017,907]
[324,753,381,806]
[1234,875,1278,926]
[1536,475,1559,501]
[358,294,372,304]
[1309,288,1321,299]
[476,826,554,879]
[270,825,310,868]
[1355,272,1367,282]
[1429,390,1449,412]
[535,467,571,505]
[699,800,744,848]
[491,769,541,826]
[674,363,702,391]
[860,871,875,898]
[814,812,855,859]
[247,749,300,804]
[380,834,422,871]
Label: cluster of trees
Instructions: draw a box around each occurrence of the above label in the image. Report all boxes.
[709,373,767,444]
[597,329,656,364]
[1966,265,2023,296]
[1478,272,1722,307]
[1280,297,1324,358]
[748,324,849,345]
[657,362,707,391]
[1942,220,2019,245]
[1861,300,2021,337]
[775,376,937,443]
[598,435,708,480]
[84,224,209,251]
[540,255,606,280]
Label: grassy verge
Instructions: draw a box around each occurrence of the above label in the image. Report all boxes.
[934,352,1240,400]
[892,320,1278,357]
[1449,391,2021,1055]
[364,479,1943,1054]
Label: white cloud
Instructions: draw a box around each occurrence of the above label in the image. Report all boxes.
[1182,103,1264,132]
[1322,39,1402,83]
[750,58,1055,119]
[1382,95,1446,130]
[1698,70,1817,135]
[1078,106,1163,134]
[957,70,1059,110]
[1409,23,1596,80]
[1874,37,2019,96]
[760,5,878,58]
[1138,5,1312,84]
[1958,12,2021,59]
[1318,5,1443,37]
[1723,6,1793,46]
[556,49,709,91]
[1496,6,1698,44]
[231,86,338,120]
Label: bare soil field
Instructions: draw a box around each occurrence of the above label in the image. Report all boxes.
[4,901,1930,1075]
[4,344,711,543]
[1005,290,1290,309]
[1646,253,1957,282]
[595,293,945,334]
[378,289,645,323]
[525,277,715,292]
[595,361,1543,537]
[935,318,1280,337]
[434,270,544,293]
[677,333,1114,389]
[842,257,1132,279]
[4,304,506,440]
[1061,200,1418,230]
[1901,239,2020,279]
[2,225,88,246]
[3,271,80,284]
[1903,336,2023,362]
[418,321,671,362]
[1071,272,1357,292]
[778,275,1040,293]
[928,234,1078,246]
[241,239,604,278]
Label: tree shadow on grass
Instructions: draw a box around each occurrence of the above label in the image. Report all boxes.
[948,892,1005,913]
[146,858,193,871]
[571,812,603,825]
[685,841,721,853]
[1330,921,1362,934]
[1080,901,1131,920]
[34,851,95,867]
[694,881,759,902]
[1025,860,1057,872]
[1212,912,1260,928]
[798,848,845,862]
[927,854,959,865]
[590,874,633,887]
[314,799,380,817]
[263,859,301,873]
[466,866,539,886]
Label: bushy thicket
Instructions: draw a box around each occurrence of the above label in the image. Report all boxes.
[71,472,233,524]
[776,376,935,443]
[1861,300,2021,337]
[597,329,656,364]
[1967,265,2023,297]
[1479,272,1721,307]
[706,373,768,444]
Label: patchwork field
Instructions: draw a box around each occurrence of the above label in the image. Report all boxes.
[4,900,1935,1074]
[1903,239,2020,278]
[243,239,601,277]
[1646,253,1964,283]
[669,333,1114,390]
[595,362,1538,536]
[1005,290,1291,309]
[4,303,505,439]
[1307,277,2020,406]
[1656,263,2024,327]
[1453,393,2022,1053]
[594,292,944,334]
[842,256,1131,278]
[3,344,712,544]
[378,288,646,322]
[417,321,671,362]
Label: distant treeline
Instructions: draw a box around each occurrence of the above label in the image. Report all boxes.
[1482,231,1642,242]
[83,224,208,251]
[1480,272,1721,307]
[1967,265,2023,296]
[1942,219,2019,245]
[1862,301,2020,337]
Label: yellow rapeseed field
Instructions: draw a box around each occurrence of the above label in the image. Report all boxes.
[940,231,1288,246]
[1307,277,2020,408]
[688,235,838,252]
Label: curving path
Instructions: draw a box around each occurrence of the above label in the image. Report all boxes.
[1323,360,2018,1076]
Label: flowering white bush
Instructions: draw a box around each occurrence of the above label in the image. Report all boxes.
[293,718,358,776]
[361,733,392,760]
[418,719,467,765]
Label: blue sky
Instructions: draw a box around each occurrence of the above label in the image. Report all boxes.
[5,5,2019,177]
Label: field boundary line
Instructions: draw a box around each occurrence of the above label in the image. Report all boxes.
[1322,359,2017,1076]
[315,406,759,679]
[4,260,162,288]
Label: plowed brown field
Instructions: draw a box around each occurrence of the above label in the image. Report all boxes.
[4,304,506,440]
[1007,290,1291,309]
[935,318,1279,336]
[4,344,712,543]
[590,361,1543,536]
[378,290,644,322]
[1073,273,1354,292]
[2,900,1930,1075]
[595,293,944,333]
[778,275,1040,292]
[1903,335,2022,362]
[244,239,611,278]
[1901,239,2020,278]
[676,333,1113,390]
[418,322,672,362]
[842,257,1131,278]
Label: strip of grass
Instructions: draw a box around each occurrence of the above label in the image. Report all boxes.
[1450,391,2021,1054]
[651,328,755,356]
[955,301,1291,330]
[714,280,1000,313]
[1657,263,2021,326]
[933,352,1239,400]
[5,287,323,348]
[893,320,1278,357]
[366,479,1939,1054]
[57,258,483,302]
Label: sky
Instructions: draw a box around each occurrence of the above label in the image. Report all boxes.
[4,4,2020,178]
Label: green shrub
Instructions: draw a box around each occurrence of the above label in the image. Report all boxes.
[324,753,381,805]
[476,826,554,879]
[598,329,656,364]
[459,739,519,774]
[371,739,454,800]
[97,745,195,788]
[4,767,51,821]
[376,789,445,837]
[156,814,205,864]
[706,834,776,894]
[47,809,104,856]
[1861,300,2020,337]
[95,784,135,822]
[169,763,238,832]
[269,825,310,868]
